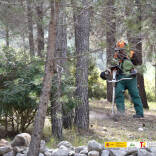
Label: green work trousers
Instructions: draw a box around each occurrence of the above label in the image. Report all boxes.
[115,75,144,115]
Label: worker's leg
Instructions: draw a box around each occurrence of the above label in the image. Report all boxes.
[126,77,144,116]
[115,81,125,113]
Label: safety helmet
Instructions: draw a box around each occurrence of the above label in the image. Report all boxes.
[115,40,127,51]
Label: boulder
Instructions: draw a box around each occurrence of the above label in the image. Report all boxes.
[74,154,87,156]
[88,140,103,152]
[138,149,153,156]
[69,150,75,156]
[57,141,73,150]
[75,146,87,153]
[3,151,14,156]
[0,146,12,155]
[44,148,54,156]
[40,140,46,153]
[52,148,69,156]
[13,146,27,153]
[88,151,99,156]
[11,133,31,147]
[101,150,110,156]
[110,149,127,156]
[80,149,88,155]
[0,139,10,147]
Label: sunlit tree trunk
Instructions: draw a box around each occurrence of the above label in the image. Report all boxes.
[73,0,90,130]
[27,1,59,155]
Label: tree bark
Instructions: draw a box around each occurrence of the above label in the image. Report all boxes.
[51,0,66,138]
[36,1,44,58]
[73,0,90,130]
[105,0,116,102]
[5,24,9,47]
[26,0,35,56]
[126,0,149,109]
[27,1,58,156]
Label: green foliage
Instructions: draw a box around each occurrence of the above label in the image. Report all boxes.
[88,58,107,99]
[0,47,44,132]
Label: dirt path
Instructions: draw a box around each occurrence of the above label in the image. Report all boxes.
[89,99,156,141]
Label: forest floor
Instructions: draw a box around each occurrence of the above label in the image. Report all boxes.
[45,99,156,147]
[89,99,156,142]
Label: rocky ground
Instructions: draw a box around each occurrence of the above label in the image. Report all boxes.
[89,99,156,141]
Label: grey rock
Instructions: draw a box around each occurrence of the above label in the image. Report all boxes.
[3,151,14,156]
[0,146,12,155]
[59,145,69,150]
[44,149,54,156]
[39,153,44,156]
[138,149,153,156]
[74,154,87,156]
[0,139,10,147]
[75,146,87,153]
[11,133,31,147]
[110,149,127,156]
[57,141,73,150]
[80,149,88,155]
[40,140,46,153]
[52,148,69,156]
[44,151,53,156]
[13,146,27,153]
[150,147,156,153]
[69,150,75,156]
[88,151,99,156]
[16,153,26,156]
[101,150,110,156]
[88,140,103,152]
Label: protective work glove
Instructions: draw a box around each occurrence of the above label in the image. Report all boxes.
[100,69,111,80]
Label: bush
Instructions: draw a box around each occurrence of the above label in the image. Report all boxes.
[0,47,43,133]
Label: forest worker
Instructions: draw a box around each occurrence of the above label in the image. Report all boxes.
[101,40,144,118]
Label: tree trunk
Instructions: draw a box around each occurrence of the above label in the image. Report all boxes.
[126,0,149,109]
[36,1,44,58]
[105,0,116,102]
[27,1,58,156]
[26,0,35,56]
[73,0,90,130]
[5,24,9,47]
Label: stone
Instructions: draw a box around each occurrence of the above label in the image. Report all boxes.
[0,146,12,155]
[138,149,153,156]
[13,146,27,153]
[138,127,144,132]
[75,146,87,153]
[44,148,54,156]
[88,151,99,156]
[110,149,127,156]
[40,140,46,153]
[3,151,14,156]
[59,145,69,150]
[80,149,88,155]
[88,140,103,152]
[74,154,87,156]
[68,150,75,156]
[52,148,69,156]
[101,150,109,156]
[0,139,10,147]
[16,154,26,156]
[11,133,31,147]
[39,153,44,156]
[57,141,73,150]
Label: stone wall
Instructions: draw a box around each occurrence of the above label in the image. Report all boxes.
[0,133,156,156]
